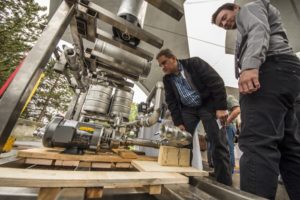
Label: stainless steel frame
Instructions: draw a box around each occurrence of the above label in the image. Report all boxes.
[79,2,164,48]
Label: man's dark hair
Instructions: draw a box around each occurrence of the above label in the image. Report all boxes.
[211,3,236,24]
[156,48,176,60]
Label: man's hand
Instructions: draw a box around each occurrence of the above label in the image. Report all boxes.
[216,110,228,126]
[239,69,260,94]
[177,124,186,131]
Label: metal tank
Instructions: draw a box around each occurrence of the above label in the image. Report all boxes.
[94,39,151,78]
[110,89,134,119]
[82,84,113,114]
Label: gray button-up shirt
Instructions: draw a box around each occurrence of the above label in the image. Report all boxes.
[236,0,294,72]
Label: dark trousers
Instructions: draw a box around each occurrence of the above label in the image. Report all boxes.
[181,106,232,186]
[239,55,300,200]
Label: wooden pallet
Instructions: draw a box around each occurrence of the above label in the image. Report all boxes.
[17,148,157,169]
[0,167,188,199]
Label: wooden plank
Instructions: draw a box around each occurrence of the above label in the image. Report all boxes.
[62,160,80,167]
[85,187,103,199]
[148,185,162,194]
[38,188,61,200]
[0,168,188,187]
[112,149,138,159]
[18,148,157,162]
[132,160,205,176]
[92,162,114,169]
[25,158,53,166]
[115,163,131,168]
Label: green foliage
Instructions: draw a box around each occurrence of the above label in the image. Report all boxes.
[129,103,138,122]
[0,0,47,87]
[21,59,74,123]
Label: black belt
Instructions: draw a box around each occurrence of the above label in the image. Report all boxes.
[265,54,300,63]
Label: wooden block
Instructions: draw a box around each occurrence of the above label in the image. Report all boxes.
[55,160,63,166]
[85,187,103,199]
[148,185,162,194]
[92,162,114,169]
[38,187,61,200]
[25,158,53,166]
[78,161,91,168]
[178,148,190,167]
[116,163,131,168]
[158,146,190,167]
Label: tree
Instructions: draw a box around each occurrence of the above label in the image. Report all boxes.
[129,103,138,122]
[21,59,74,123]
[0,0,47,87]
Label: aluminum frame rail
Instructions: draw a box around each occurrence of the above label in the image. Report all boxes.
[0,1,76,151]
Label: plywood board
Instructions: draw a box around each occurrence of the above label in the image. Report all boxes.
[132,161,208,176]
[0,168,188,188]
[17,148,157,163]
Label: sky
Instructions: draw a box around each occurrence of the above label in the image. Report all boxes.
[184,0,237,88]
[34,0,237,103]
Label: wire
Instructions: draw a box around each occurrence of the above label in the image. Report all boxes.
[143,24,235,52]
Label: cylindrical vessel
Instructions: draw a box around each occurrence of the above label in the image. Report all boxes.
[82,84,113,114]
[112,0,148,46]
[117,0,147,28]
[110,89,134,119]
[94,39,151,78]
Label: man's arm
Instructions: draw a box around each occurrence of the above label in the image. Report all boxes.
[226,95,240,124]
[163,76,183,126]
[191,57,228,122]
[227,106,240,124]
[237,1,270,94]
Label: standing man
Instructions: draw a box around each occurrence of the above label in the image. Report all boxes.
[156,49,232,186]
[207,95,240,173]
[212,1,300,199]
[226,95,240,174]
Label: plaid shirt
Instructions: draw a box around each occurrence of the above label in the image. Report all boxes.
[171,62,201,107]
